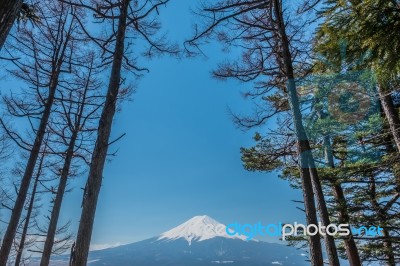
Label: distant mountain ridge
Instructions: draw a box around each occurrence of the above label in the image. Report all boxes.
[28,215,310,266]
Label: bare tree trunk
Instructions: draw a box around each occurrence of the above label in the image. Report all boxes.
[378,90,400,262]
[40,59,94,266]
[368,177,396,266]
[297,149,325,266]
[0,0,22,51]
[330,183,361,266]
[0,87,56,265]
[40,132,78,266]
[70,1,130,265]
[271,2,323,265]
[307,159,341,266]
[380,228,396,266]
[378,83,400,153]
[306,161,340,266]
[380,108,400,192]
[321,133,361,266]
[14,152,45,266]
[272,1,339,265]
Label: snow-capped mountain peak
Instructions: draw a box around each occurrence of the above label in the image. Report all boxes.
[157,215,248,245]
[39,215,310,266]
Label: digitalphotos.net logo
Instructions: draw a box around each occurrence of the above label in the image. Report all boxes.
[224,222,383,241]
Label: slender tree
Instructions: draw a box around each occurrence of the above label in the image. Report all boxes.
[59,0,178,264]
[0,2,82,263]
[14,142,47,266]
[40,53,103,266]
[0,131,60,265]
[316,106,362,265]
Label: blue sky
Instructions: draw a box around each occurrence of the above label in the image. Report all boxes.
[1,0,307,249]
[71,0,306,247]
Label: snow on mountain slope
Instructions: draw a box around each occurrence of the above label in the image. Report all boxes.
[27,215,316,266]
[158,215,248,245]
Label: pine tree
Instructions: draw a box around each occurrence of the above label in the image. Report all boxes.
[186,1,342,265]
[317,0,400,155]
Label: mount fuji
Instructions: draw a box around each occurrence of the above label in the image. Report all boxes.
[158,215,249,244]
[29,215,310,265]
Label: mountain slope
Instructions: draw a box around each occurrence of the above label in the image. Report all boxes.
[28,215,310,266]
[87,236,309,266]
[86,215,309,266]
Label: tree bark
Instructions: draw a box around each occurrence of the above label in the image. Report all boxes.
[40,60,92,266]
[14,152,45,266]
[330,183,361,266]
[0,0,22,51]
[272,1,340,265]
[70,1,130,265]
[297,149,325,266]
[0,87,56,265]
[368,176,396,266]
[40,132,78,266]
[378,83,400,153]
[271,1,325,265]
[307,159,341,266]
[381,228,396,266]
[321,133,361,266]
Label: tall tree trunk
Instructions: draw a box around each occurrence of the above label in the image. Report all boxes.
[378,83,400,153]
[296,149,325,266]
[70,1,130,265]
[271,1,324,265]
[381,228,396,266]
[329,182,361,266]
[368,176,396,266]
[287,80,325,266]
[40,61,91,266]
[0,34,68,264]
[380,107,400,192]
[321,133,361,266]
[0,88,56,265]
[14,152,45,266]
[0,0,22,51]
[40,132,78,266]
[307,163,341,266]
[272,1,339,265]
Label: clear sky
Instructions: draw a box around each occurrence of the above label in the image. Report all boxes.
[1,0,307,250]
